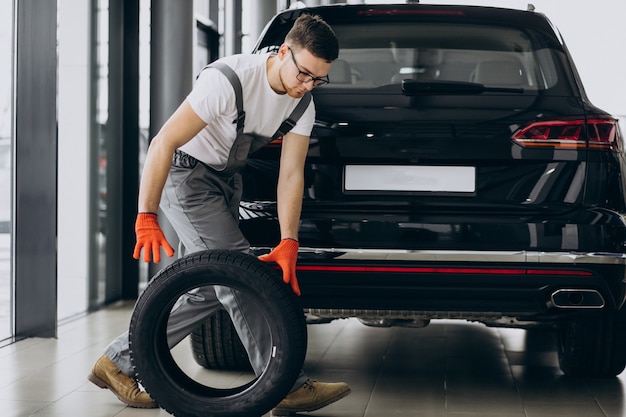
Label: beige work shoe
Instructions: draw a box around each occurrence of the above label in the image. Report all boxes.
[271,379,351,416]
[88,355,157,408]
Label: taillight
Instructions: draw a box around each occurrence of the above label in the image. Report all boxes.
[512,117,621,150]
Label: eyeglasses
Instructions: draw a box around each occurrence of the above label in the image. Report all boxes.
[287,46,330,87]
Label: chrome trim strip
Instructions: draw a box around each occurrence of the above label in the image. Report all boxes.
[252,247,626,265]
[306,308,504,321]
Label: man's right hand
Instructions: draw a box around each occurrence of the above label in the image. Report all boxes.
[132,212,175,263]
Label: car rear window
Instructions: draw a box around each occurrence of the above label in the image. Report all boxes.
[318,23,558,90]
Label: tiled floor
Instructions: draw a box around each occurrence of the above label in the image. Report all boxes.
[1,302,626,417]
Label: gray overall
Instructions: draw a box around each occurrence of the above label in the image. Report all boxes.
[105,62,312,392]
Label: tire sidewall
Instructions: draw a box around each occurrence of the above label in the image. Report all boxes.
[558,309,626,378]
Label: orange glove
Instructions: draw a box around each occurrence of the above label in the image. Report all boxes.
[132,213,175,263]
[258,238,301,296]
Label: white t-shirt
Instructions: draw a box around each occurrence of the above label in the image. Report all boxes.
[180,52,315,168]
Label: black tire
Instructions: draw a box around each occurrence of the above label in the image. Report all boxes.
[557,310,626,377]
[129,250,307,417]
[190,310,252,371]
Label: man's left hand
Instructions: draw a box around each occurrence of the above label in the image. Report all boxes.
[258,238,301,296]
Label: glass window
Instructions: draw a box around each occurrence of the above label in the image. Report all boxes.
[0,0,13,341]
[328,24,555,89]
[57,0,91,321]
[91,0,108,307]
[138,0,150,288]
[257,22,559,91]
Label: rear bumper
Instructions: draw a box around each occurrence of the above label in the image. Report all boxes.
[253,247,626,322]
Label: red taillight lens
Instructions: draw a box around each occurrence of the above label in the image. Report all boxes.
[512,117,621,150]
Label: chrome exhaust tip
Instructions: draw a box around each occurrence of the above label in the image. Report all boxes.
[551,289,605,309]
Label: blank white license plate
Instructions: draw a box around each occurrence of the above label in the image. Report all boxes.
[344,165,476,193]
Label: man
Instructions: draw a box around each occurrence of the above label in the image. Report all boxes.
[87,14,351,416]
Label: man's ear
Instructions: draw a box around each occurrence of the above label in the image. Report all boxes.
[278,43,289,59]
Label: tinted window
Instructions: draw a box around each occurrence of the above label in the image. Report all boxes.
[320,23,557,90]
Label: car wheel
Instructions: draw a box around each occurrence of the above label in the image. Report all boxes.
[129,250,307,417]
[190,309,252,371]
[557,310,626,377]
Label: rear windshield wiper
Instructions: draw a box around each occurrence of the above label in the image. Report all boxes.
[402,79,524,95]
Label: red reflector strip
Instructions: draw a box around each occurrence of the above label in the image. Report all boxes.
[357,9,464,16]
[293,265,592,276]
[526,269,592,276]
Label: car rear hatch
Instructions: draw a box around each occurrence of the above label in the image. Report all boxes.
[245,4,621,250]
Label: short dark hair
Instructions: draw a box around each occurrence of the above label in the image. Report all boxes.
[284,14,339,63]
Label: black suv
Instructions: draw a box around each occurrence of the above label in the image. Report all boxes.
[192,3,626,378]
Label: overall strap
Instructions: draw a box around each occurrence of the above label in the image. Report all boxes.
[208,62,245,133]
[272,92,312,139]
[205,61,312,138]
